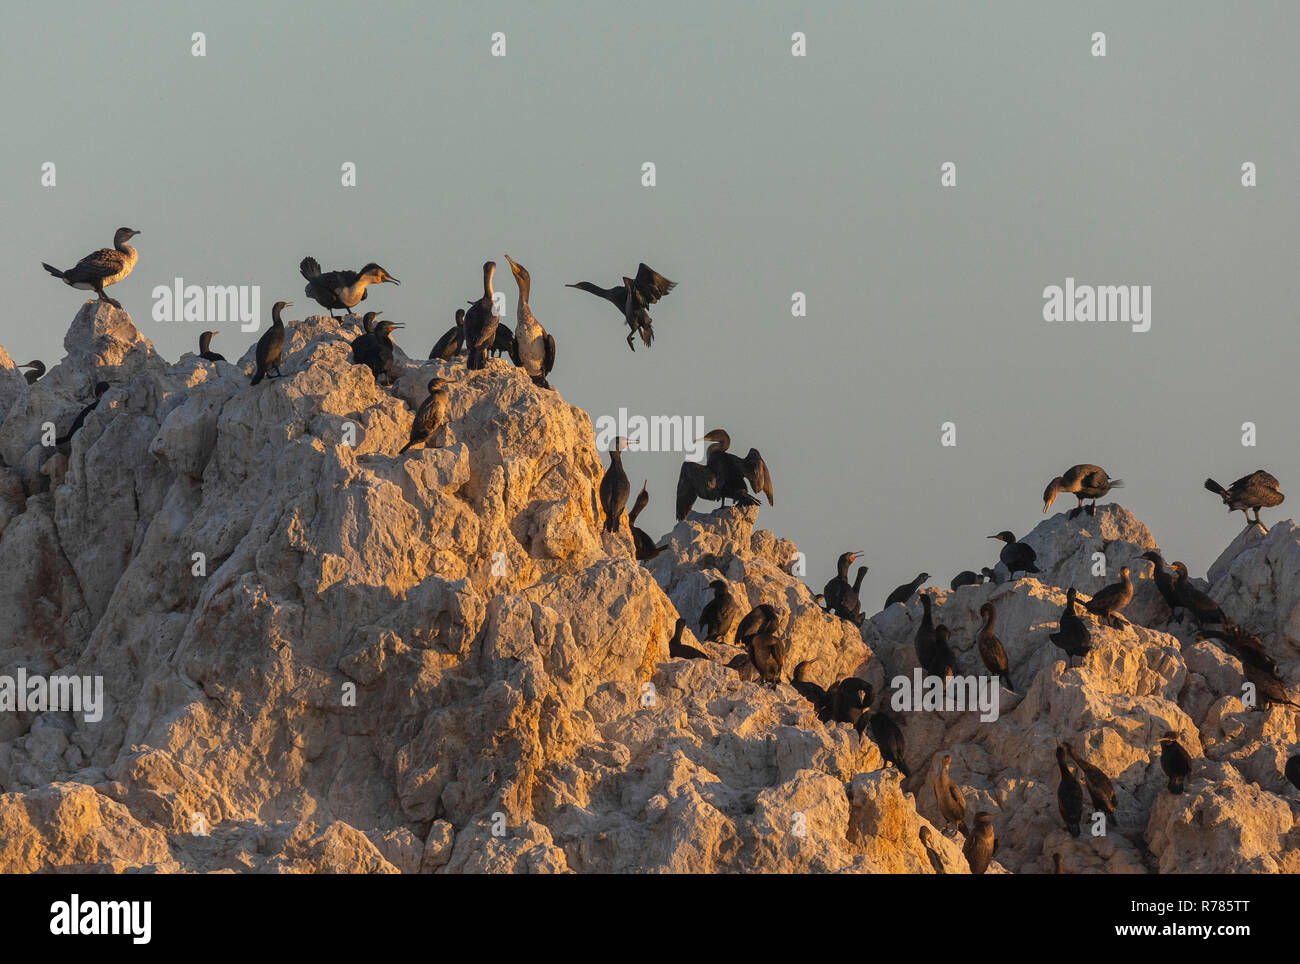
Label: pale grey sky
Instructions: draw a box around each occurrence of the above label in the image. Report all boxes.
[3,1,1297,602]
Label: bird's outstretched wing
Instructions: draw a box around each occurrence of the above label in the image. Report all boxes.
[634,263,676,304]
[743,448,774,505]
[299,256,321,279]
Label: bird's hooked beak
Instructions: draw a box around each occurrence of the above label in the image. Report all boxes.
[1042,496,1055,513]
[986,534,998,540]
[504,254,520,273]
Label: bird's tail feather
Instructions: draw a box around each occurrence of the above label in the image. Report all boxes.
[299,256,321,279]
[1204,478,1228,498]
[250,368,264,386]
[41,262,65,280]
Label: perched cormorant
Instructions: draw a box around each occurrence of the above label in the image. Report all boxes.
[738,604,783,686]
[351,317,405,386]
[976,603,1014,691]
[1056,745,1083,838]
[675,429,772,519]
[1197,623,1276,675]
[823,551,867,624]
[250,301,292,385]
[1083,566,1132,625]
[1043,464,1123,518]
[792,660,832,718]
[504,255,557,389]
[1285,754,1300,793]
[464,262,501,371]
[1049,588,1092,667]
[428,309,465,361]
[932,755,968,837]
[963,813,996,875]
[700,579,743,644]
[915,595,957,678]
[198,330,225,362]
[19,361,45,384]
[950,568,994,590]
[43,227,140,309]
[627,481,668,561]
[1158,731,1192,794]
[599,438,630,533]
[885,573,929,609]
[832,678,873,728]
[1064,743,1117,824]
[989,531,1039,579]
[566,262,676,350]
[1140,551,1182,621]
[1205,471,1284,531]
[55,382,110,446]
[490,323,514,358]
[918,826,947,875]
[668,618,709,660]
[1241,660,1299,709]
[864,709,909,778]
[299,257,399,318]
[399,377,450,454]
[1168,562,1226,627]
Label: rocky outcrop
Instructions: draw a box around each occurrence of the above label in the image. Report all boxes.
[0,303,1295,873]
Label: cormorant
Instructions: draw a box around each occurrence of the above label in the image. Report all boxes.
[1043,464,1123,518]
[738,604,783,686]
[823,551,867,624]
[1056,745,1083,837]
[490,323,514,358]
[351,317,405,386]
[1205,471,1284,531]
[918,826,947,875]
[1242,661,1299,709]
[1140,551,1182,621]
[1053,853,1065,874]
[19,361,45,384]
[950,568,994,590]
[989,532,1039,579]
[599,438,630,533]
[675,429,772,519]
[700,579,742,644]
[792,660,832,717]
[1083,566,1132,625]
[250,301,292,385]
[464,262,500,371]
[399,377,450,454]
[42,227,140,309]
[668,618,709,660]
[428,309,465,361]
[627,481,668,560]
[1049,588,1092,667]
[55,382,110,446]
[1158,731,1192,794]
[198,331,225,362]
[1064,743,1117,824]
[976,603,1014,691]
[1285,754,1300,793]
[566,262,676,350]
[503,255,557,389]
[885,573,929,609]
[1197,623,1276,675]
[300,257,399,318]
[864,709,909,778]
[932,755,968,836]
[915,595,957,678]
[832,678,873,728]
[1168,562,1226,627]
[963,813,996,875]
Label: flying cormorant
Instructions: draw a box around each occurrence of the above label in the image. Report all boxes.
[300,257,399,318]
[668,618,709,660]
[700,579,742,644]
[1056,745,1083,837]
[989,532,1040,579]
[675,429,772,519]
[1083,566,1132,625]
[1140,551,1182,621]
[1205,471,1284,531]
[399,377,450,454]
[19,361,45,384]
[1168,562,1226,627]
[599,438,630,533]
[1064,743,1117,824]
[250,301,292,385]
[627,481,668,560]
[464,262,501,371]
[198,331,225,362]
[429,309,465,361]
[885,573,929,609]
[566,262,676,350]
[963,813,996,875]
[950,568,994,590]
[1049,588,1092,667]
[932,755,969,836]
[976,603,1014,691]
[503,255,557,389]
[55,382,110,446]
[1158,731,1192,794]
[1043,464,1123,518]
[823,551,867,624]
[42,227,140,309]
[351,316,405,386]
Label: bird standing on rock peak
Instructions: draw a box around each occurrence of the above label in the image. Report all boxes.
[250,301,292,385]
[1056,745,1084,837]
[1158,731,1192,794]
[627,481,668,561]
[675,429,772,520]
[352,316,405,386]
[989,531,1039,580]
[19,360,45,384]
[1083,566,1132,625]
[1064,743,1118,825]
[823,551,867,624]
[1043,464,1123,518]
[399,378,450,454]
[932,755,968,836]
[1204,470,1284,532]
[503,255,556,389]
[700,579,742,644]
[300,257,399,318]
[976,603,1014,691]
[1168,562,1225,627]
[1049,587,1092,667]
[429,309,465,361]
[885,572,929,608]
[198,331,225,362]
[464,262,500,371]
[43,227,140,309]
[963,813,996,874]
[599,437,630,533]
[566,262,676,350]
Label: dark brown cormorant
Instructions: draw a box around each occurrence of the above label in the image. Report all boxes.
[43,227,140,309]
[250,301,291,385]
[627,481,668,560]
[976,603,1014,691]
[1241,661,1299,709]
[885,573,929,609]
[300,257,398,318]
[1083,566,1132,625]
[1140,551,1182,621]
[918,826,947,875]
[675,429,772,519]
[566,262,676,350]
[55,382,110,445]
[1065,743,1117,824]
[19,361,45,384]
[352,317,405,386]
[1043,464,1123,518]
[792,660,832,717]
[823,551,867,624]
[950,568,994,590]
[1049,588,1092,667]
[1205,471,1284,531]
[989,532,1040,579]
[738,604,783,686]
[864,709,909,778]
[1056,745,1083,837]
[1285,754,1300,793]
[464,262,500,371]
[1168,562,1226,627]
[668,618,709,660]
[963,813,996,875]
[490,323,514,357]
[429,309,465,361]
[198,331,225,362]
[915,595,957,678]
[1158,731,1192,794]
[700,579,742,644]
[1197,623,1277,675]
[932,755,968,836]
[599,438,630,533]
[399,377,450,454]
[832,678,873,728]
[504,255,557,389]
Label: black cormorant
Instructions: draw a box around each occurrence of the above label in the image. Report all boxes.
[399,377,450,454]
[1285,754,1300,793]
[429,309,465,361]
[464,262,500,371]
[976,603,1014,691]
[300,257,398,318]
[503,255,557,389]
[55,382,110,445]
[1158,731,1192,794]
[19,361,45,384]
[1140,551,1181,621]
[885,573,929,608]
[1197,623,1276,675]
[1056,745,1083,837]
[43,227,140,309]
[700,579,743,644]
[1049,588,1092,667]
[950,568,994,590]
[675,429,772,519]
[566,262,675,350]
[198,331,225,362]
[989,531,1039,579]
[1168,562,1226,627]
[963,813,996,875]
[1043,464,1123,518]
[352,317,405,386]
[627,481,667,560]
[832,678,873,728]
[1083,566,1132,625]
[864,709,909,778]
[738,604,783,686]
[250,300,291,385]
[823,551,867,624]
[668,618,709,660]
[1065,743,1117,824]
[1205,471,1284,531]
[599,437,630,533]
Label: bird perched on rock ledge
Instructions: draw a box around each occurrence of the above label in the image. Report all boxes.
[1204,470,1284,532]
[1043,463,1123,519]
[43,227,140,309]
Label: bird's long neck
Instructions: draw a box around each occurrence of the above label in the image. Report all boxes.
[272,306,284,327]
[515,272,530,307]
[571,281,620,301]
[838,558,851,579]
[482,265,495,301]
[199,332,212,352]
[852,568,867,591]
[981,609,996,633]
